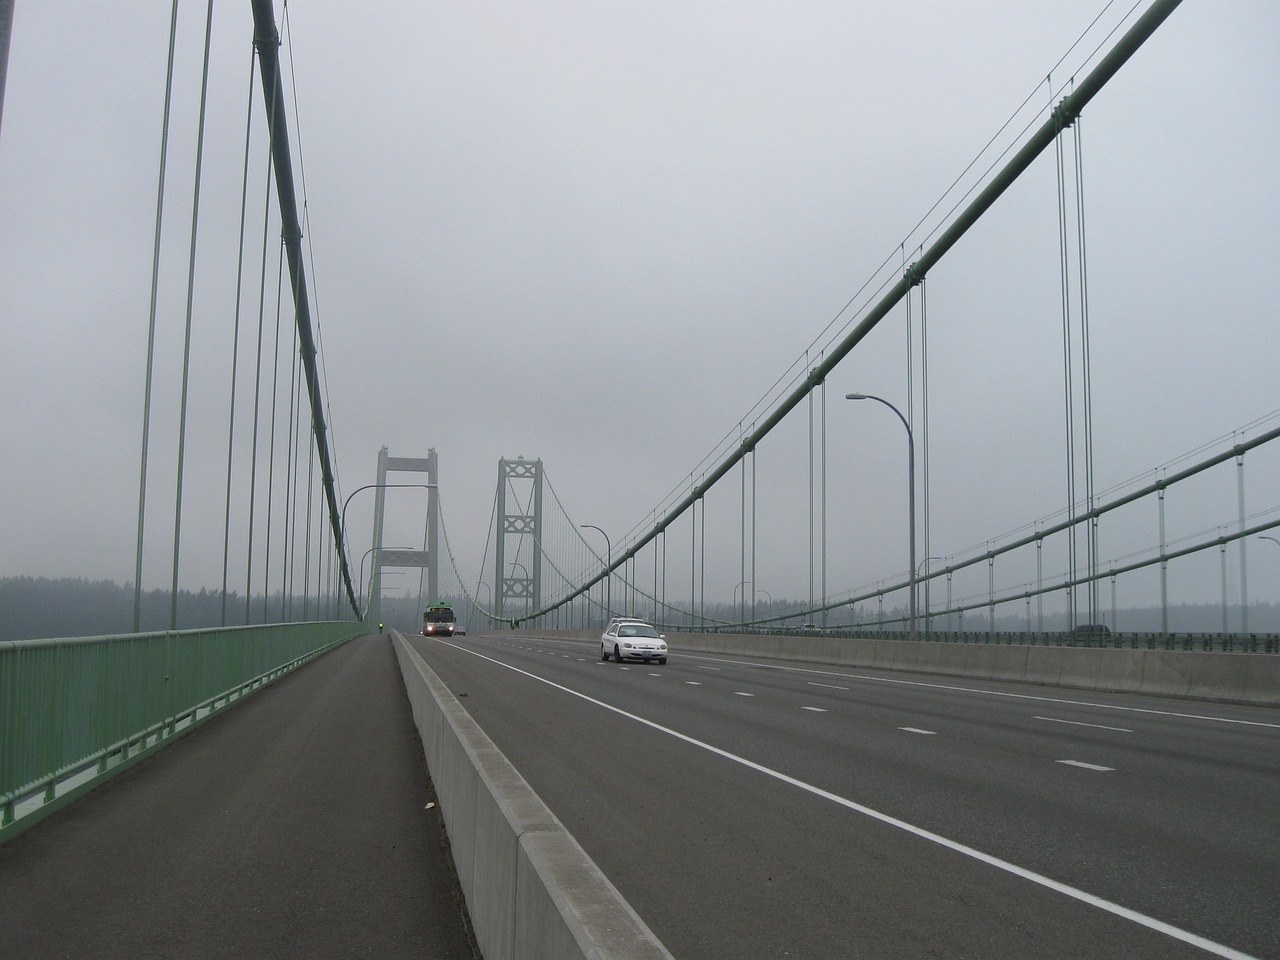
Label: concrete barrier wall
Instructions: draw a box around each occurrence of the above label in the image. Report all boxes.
[507,629,1280,706]
[391,632,673,960]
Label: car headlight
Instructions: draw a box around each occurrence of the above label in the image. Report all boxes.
[659,643,667,650]
[623,642,634,648]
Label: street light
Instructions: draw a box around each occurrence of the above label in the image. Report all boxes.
[846,392,916,641]
[358,546,412,616]
[580,524,612,622]
[1261,537,1280,601]
[339,482,437,549]
[917,555,943,636]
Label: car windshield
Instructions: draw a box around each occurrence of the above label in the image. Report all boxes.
[618,624,659,639]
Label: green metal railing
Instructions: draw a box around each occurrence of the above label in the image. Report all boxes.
[0,622,359,840]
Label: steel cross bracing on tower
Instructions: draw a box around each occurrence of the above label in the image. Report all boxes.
[494,458,543,622]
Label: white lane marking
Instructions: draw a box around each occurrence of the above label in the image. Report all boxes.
[649,673,662,677]
[683,654,1280,730]
[435,639,1257,960]
[1036,716,1133,733]
[734,692,755,697]
[685,681,702,686]
[1058,760,1115,772]
[807,681,851,691]
[699,666,722,671]
[802,707,828,713]
[899,727,937,736]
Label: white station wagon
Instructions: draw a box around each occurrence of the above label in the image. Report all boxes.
[600,619,668,665]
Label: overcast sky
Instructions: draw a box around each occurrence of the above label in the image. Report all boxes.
[1,1,1278,612]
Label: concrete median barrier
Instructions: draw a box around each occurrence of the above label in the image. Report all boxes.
[502,629,1277,705]
[391,632,674,960]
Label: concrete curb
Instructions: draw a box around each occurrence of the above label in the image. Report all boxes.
[391,632,674,960]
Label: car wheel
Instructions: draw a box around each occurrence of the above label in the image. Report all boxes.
[601,645,609,661]
[614,644,624,663]
[658,657,667,665]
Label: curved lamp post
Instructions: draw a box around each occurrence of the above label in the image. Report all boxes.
[846,393,916,641]
[339,482,436,549]
[580,524,612,622]
[358,545,412,616]
[1261,536,1280,603]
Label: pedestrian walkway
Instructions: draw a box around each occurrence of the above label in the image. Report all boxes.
[0,634,478,960]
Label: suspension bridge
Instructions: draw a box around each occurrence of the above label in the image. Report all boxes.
[2,1,1278,958]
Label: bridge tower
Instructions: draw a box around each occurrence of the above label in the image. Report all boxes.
[494,457,543,622]
[368,447,438,628]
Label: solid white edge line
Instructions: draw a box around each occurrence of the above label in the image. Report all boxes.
[434,637,1259,960]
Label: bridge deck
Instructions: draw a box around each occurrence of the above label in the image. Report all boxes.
[0,634,477,959]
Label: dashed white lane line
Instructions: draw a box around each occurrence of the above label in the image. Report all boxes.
[807,681,850,691]
[1057,760,1115,772]
[802,707,828,713]
[433,638,1254,960]
[686,652,1279,730]
[685,681,702,686]
[1036,716,1133,733]
[734,691,755,697]
[900,727,937,736]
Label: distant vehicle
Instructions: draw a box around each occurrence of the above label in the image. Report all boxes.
[601,619,668,664]
[1072,623,1111,637]
[422,603,457,637]
[801,623,821,632]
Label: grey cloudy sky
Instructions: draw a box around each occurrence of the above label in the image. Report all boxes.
[1,1,1278,610]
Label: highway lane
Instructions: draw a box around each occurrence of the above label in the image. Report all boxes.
[410,632,1278,959]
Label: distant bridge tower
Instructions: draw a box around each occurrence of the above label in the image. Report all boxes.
[368,447,438,628]
[494,457,543,622]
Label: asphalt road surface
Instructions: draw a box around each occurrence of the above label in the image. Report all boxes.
[412,631,1279,960]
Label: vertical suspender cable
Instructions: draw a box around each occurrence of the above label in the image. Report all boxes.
[690,500,697,629]
[221,50,258,626]
[906,279,915,626]
[1054,110,1075,632]
[739,434,747,623]
[808,373,815,616]
[699,497,706,627]
[280,326,299,620]
[244,152,275,624]
[168,0,216,631]
[820,380,827,626]
[261,245,285,621]
[1074,117,1099,628]
[133,0,180,632]
[921,278,931,634]
[1237,453,1249,634]
[751,449,757,624]
[303,429,316,617]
